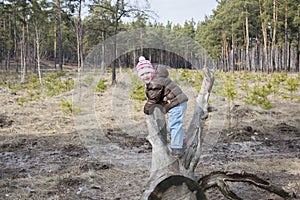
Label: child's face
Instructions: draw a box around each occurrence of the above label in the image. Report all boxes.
[140,72,152,84]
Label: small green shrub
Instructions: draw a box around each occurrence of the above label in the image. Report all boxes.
[239,71,249,81]
[60,99,80,115]
[240,82,250,95]
[260,99,274,110]
[244,83,274,110]
[264,80,279,95]
[176,69,203,90]
[130,83,146,101]
[271,73,287,85]
[63,78,75,91]
[223,76,238,102]
[10,84,22,91]
[61,99,73,115]
[178,69,190,82]
[128,69,146,102]
[95,78,107,93]
[17,97,29,106]
[3,72,77,107]
[27,90,41,101]
[44,75,75,97]
[284,77,299,96]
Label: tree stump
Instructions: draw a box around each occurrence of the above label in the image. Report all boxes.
[141,67,214,199]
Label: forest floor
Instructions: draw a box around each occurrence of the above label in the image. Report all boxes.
[0,69,299,200]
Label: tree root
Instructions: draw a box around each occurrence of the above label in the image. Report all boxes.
[198,171,297,200]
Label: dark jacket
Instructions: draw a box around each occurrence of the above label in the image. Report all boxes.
[144,65,188,115]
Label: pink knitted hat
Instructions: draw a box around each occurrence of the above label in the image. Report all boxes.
[136,56,154,77]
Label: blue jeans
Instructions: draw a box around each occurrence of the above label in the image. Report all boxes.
[168,102,187,149]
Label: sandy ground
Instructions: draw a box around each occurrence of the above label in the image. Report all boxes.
[0,70,299,200]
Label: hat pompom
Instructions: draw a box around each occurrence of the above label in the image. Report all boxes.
[139,56,146,62]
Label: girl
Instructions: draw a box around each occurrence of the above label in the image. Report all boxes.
[136,56,188,157]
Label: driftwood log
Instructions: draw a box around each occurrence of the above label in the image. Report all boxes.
[141,67,296,200]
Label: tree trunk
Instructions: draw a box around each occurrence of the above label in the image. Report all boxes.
[0,37,2,70]
[111,0,120,85]
[101,31,106,70]
[142,67,215,199]
[279,47,283,72]
[232,32,236,72]
[296,29,300,72]
[222,39,229,72]
[35,26,43,89]
[14,20,18,73]
[76,0,83,73]
[254,36,259,72]
[0,1,3,70]
[4,16,11,71]
[56,0,63,71]
[54,25,57,69]
[4,16,12,71]
[259,0,269,72]
[245,9,250,71]
[33,27,37,73]
[288,41,291,71]
[271,0,277,72]
[284,0,289,72]
[21,21,26,83]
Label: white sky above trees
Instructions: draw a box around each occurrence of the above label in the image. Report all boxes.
[82,0,218,26]
[148,0,218,25]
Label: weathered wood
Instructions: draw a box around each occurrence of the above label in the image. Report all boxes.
[141,106,181,199]
[148,175,206,200]
[141,67,215,199]
[146,105,180,178]
[180,104,203,177]
[141,104,208,199]
[198,171,296,200]
[181,67,215,177]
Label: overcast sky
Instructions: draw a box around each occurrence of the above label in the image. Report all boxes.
[148,0,218,25]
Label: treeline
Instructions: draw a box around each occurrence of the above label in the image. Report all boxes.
[197,0,300,73]
[0,0,299,80]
